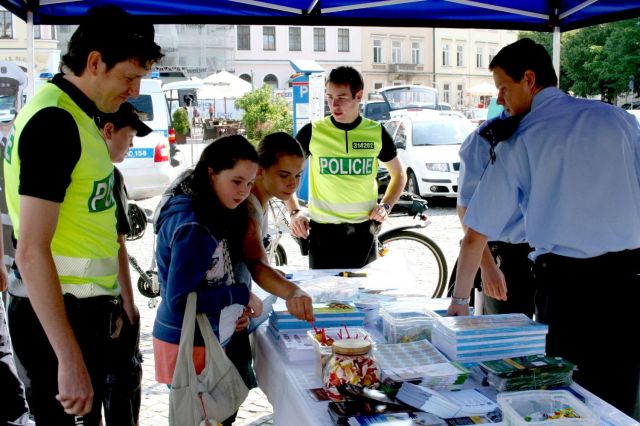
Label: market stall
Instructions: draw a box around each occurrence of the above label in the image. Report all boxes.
[252,261,639,426]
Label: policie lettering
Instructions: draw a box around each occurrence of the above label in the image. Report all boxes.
[88,172,116,212]
[319,157,373,175]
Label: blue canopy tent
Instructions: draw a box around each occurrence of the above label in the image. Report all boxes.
[1,1,640,31]
[4,1,640,94]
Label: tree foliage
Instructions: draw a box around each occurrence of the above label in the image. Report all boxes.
[235,85,292,142]
[172,107,190,135]
[520,18,640,103]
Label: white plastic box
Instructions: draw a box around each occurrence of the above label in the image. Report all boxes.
[380,304,439,343]
[498,390,598,426]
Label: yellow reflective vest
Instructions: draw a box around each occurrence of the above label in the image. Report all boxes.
[308,116,382,224]
[4,83,119,297]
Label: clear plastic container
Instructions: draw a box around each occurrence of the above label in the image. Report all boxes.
[380,304,438,343]
[498,390,598,426]
[322,339,380,401]
[307,327,371,381]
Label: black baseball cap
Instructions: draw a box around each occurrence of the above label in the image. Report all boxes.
[99,102,152,137]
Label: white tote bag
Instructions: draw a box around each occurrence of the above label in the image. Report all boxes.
[169,292,249,425]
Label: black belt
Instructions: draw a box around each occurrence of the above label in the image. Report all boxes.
[488,241,533,257]
[310,219,373,235]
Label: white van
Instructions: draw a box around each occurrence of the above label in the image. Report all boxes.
[119,79,173,200]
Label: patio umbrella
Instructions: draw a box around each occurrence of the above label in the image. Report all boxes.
[199,71,252,117]
[466,82,498,96]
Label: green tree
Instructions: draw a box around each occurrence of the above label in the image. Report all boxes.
[172,107,190,135]
[560,18,639,102]
[235,85,292,142]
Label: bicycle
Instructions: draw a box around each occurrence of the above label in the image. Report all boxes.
[264,193,448,299]
[125,203,161,308]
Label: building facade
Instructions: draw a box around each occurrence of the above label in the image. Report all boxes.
[434,28,517,108]
[0,7,60,76]
[360,27,435,100]
[233,25,362,90]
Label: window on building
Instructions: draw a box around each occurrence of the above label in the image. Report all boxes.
[476,47,483,68]
[392,40,402,64]
[457,45,464,67]
[239,74,252,84]
[264,74,278,89]
[374,82,383,90]
[489,47,497,64]
[337,28,349,52]
[442,44,450,66]
[373,39,383,63]
[289,27,301,51]
[411,42,421,65]
[263,26,276,51]
[443,84,450,104]
[457,84,463,106]
[237,25,250,50]
[0,11,12,39]
[313,28,326,51]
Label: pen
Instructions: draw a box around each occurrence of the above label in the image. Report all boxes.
[335,271,368,278]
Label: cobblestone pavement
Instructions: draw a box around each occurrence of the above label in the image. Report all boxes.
[128,143,463,425]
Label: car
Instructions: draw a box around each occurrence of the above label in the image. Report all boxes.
[119,79,173,200]
[437,102,453,111]
[463,108,489,126]
[360,100,390,122]
[384,111,476,198]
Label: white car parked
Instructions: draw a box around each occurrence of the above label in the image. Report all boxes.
[384,111,475,198]
[119,79,173,200]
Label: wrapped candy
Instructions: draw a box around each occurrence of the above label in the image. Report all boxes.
[322,339,380,400]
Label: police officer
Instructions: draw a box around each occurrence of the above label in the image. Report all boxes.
[4,6,163,425]
[286,66,406,269]
[449,38,640,417]
[455,111,535,317]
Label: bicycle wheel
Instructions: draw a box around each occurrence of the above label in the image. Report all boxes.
[273,243,288,266]
[378,229,447,298]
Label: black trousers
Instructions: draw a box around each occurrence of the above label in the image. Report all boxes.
[308,220,378,269]
[103,316,142,426]
[533,248,640,417]
[8,294,123,426]
[483,242,535,318]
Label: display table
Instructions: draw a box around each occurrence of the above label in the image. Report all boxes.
[254,323,638,426]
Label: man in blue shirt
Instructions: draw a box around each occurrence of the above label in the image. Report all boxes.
[448,38,640,417]
[456,111,535,318]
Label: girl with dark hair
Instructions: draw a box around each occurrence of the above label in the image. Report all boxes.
[248,132,305,239]
[152,135,312,425]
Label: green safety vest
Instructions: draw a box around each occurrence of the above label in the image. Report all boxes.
[4,83,119,297]
[308,116,382,224]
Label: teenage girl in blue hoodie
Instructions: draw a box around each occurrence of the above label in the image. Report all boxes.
[152,135,313,425]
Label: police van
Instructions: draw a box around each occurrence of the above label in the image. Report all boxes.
[119,78,173,200]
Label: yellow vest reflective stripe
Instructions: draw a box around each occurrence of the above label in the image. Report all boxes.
[5,83,119,296]
[308,116,382,223]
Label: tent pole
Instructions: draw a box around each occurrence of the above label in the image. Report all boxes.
[26,11,35,99]
[552,26,561,84]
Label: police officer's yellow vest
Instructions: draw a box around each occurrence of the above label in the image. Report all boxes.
[308,116,382,224]
[4,83,119,297]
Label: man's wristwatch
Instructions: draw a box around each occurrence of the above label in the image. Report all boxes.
[451,296,470,305]
[381,203,391,213]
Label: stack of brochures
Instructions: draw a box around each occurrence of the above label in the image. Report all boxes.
[267,301,365,361]
[431,314,548,363]
[395,383,498,419]
[479,354,576,391]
